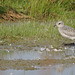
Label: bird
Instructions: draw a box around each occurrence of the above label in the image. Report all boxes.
[54,21,75,40]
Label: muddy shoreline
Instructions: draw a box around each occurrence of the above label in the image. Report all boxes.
[0,59,75,70]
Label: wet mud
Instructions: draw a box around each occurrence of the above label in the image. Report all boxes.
[0,59,75,70]
[0,39,75,75]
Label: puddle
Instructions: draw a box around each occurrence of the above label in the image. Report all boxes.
[0,45,75,60]
[0,63,75,75]
[0,50,41,60]
[0,45,75,75]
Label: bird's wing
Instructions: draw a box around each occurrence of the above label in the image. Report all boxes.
[62,26,75,37]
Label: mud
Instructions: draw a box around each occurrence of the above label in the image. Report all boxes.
[0,59,75,70]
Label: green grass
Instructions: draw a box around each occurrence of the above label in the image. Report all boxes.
[0,0,74,20]
[0,19,74,46]
[0,0,75,46]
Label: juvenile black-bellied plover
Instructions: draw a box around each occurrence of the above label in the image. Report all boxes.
[55,21,75,40]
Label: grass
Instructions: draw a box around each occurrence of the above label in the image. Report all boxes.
[0,0,74,20]
[0,0,75,46]
[0,19,75,47]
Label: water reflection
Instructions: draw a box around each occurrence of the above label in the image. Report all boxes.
[0,63,75,75]
[0,45,75,75]
[0,46,75,60]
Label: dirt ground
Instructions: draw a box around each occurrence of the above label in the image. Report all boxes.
[0,59,75,70]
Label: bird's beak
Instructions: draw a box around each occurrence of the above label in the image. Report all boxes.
[54,25,56,27]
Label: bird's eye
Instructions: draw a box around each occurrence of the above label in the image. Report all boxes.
[58,23,61,25]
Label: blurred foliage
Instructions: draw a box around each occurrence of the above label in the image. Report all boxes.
[0,0,75,19]
[0,6,6,14]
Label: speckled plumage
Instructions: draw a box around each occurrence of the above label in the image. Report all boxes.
[55,21,75,40]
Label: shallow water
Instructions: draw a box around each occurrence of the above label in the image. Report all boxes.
[0,45,75,60]
[0,44,75,75]
[0,63,75,75]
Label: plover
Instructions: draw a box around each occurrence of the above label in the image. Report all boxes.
[55,21,75,40]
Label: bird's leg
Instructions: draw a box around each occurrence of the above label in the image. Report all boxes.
[61,38,67,45]
[59,38,67,47]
